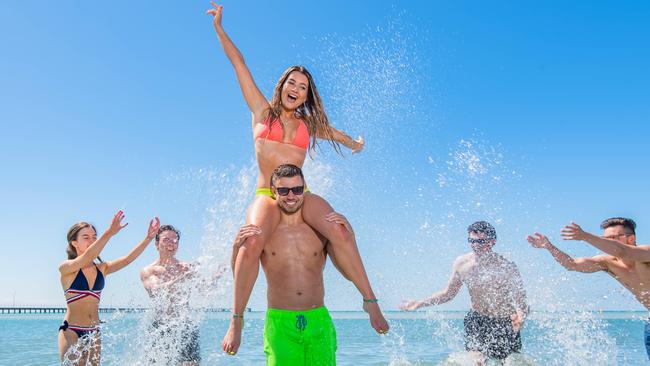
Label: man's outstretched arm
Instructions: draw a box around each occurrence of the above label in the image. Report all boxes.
[400,262,463,311]
[562,223,650,262]
[527,232,607,273]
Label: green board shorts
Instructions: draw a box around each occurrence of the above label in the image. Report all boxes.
[264,306,337,366]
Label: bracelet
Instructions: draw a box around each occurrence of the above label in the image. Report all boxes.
[232,313,244,319]
[363,298,379,303]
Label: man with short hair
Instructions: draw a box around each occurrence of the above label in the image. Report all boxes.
[140,225,201,366]
[221,164,389,365]
[401,221,528,365]
[527,217,650,360]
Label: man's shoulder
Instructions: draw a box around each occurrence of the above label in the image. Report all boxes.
[592,254,615,262]
[140,263,156,281]
[453,252,475,267]
[141,262,163,276]
[141,263,155,273]
[456,252,474,261]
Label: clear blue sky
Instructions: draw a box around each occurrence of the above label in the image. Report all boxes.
[1,1,648,311]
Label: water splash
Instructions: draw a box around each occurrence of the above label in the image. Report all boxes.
[425,137,522,227]
[307,12,427,139]
[528,311,617,365]
[61,333,101,366]
[65,7,632,365]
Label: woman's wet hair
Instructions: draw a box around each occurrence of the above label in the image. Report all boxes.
[268,65,342,156]
[156,224,181,243]
[66,222,103,263]
[600,217,636,235]
[270,164,305,187]
[467,221,497,240]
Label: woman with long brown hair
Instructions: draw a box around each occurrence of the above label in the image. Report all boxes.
[207,2,389,355]
[58,210,160,365]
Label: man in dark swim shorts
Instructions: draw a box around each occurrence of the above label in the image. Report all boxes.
[464,310,522,360]
[401,221,529,364]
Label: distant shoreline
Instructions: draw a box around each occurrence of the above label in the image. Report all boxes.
[0,306,250,314]
[1,307,646,316]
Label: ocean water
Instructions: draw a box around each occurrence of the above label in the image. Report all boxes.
[2,311,648,366]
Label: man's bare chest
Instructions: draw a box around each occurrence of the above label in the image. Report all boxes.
[608,262,650,290]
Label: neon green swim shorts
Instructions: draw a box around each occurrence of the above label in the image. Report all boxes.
[263,306,337,366]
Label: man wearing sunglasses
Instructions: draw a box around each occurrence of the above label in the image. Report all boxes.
[222,164,389,364]
[527,217,650,360]
[400,221,528,364]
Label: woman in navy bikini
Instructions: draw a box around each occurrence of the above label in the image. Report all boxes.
[58,210,159,365]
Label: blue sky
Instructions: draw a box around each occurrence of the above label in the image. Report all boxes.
[1,1,649,311]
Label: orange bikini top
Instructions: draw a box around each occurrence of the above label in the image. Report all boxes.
[255,116,310,150]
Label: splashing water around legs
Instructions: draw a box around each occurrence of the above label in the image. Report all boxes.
[61,332,101,366]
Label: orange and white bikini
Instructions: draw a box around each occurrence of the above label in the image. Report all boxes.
[255,116,310,198]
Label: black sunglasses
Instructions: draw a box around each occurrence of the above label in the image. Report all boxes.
[468,238,492,245]
[276,186,305,196]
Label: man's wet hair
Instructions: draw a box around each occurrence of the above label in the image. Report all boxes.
[156,224,181,243]
[467,221,497,240]
[600,217,636,235]
[270,164,305,187]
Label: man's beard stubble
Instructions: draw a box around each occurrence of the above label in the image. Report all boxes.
[278,201,302,215]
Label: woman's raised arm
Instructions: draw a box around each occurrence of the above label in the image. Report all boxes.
[103,217,160,275]
[59,211,128,275]
[207,2,269,119]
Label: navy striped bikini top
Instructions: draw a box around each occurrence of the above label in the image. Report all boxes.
[64,264,105,304]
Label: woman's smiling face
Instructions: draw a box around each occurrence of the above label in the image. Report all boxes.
[281,71,309,110]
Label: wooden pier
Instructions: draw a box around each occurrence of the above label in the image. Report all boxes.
[0,307,250,314]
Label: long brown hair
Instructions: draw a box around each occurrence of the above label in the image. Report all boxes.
[267,66,342,155]
[66,222,103,263]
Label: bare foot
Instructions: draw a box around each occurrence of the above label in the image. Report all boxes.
[221,322,242,355]
[363,301,389,334]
